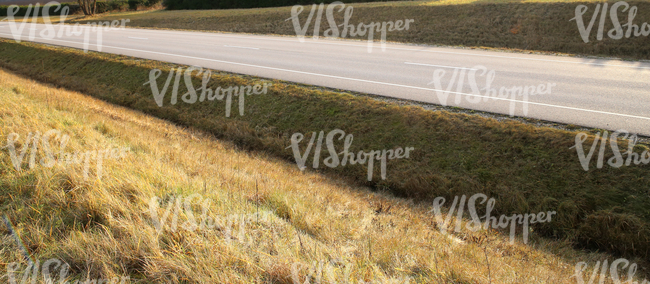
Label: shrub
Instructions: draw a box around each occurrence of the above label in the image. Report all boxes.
[0,3,79,17]
[108,0,129,11]
[145,0,162,7]
[95,1,110,13]
[128,0,142,10]
[162,0,412,10]
[0,1,130,16]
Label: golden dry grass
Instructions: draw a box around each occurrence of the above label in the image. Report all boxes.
[0,64,647,283]
[2,39,650,263]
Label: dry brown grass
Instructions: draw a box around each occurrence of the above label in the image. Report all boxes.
[0,67,644,283]
[2,39,650,261]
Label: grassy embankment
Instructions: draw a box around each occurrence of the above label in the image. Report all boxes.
[64,0,650,60]
[2,62,643,283]
[1,39,650,263]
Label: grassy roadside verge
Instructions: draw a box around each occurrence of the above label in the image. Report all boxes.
[0,63,635,283]
[1,39,649,261]
[68,0,650,60]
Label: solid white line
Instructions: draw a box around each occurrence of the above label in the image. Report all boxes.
[405,62,478,70]
[128,37,148,40]
[2,32,650,122]
[224,45,259,50]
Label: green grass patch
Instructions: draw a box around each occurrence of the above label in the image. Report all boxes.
[0,39,649,260]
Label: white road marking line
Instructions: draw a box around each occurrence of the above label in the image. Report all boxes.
[224,45,259,50]
[1,32,649,122]
[128,37,148,40]
[405,62,478,70]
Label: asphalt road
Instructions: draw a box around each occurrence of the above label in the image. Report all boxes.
[1,22,649,135]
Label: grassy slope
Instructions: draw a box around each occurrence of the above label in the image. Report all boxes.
[0,40,649,261]
[1,67,637,283]
[67,0,650,60]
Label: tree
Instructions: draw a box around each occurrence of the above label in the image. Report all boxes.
[78,0,97,16]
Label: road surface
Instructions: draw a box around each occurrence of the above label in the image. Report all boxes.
[1,22,649,135]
